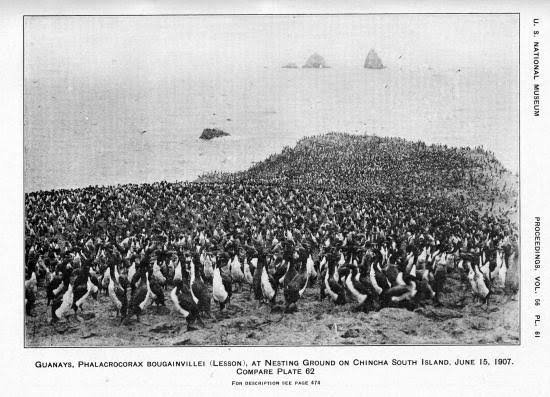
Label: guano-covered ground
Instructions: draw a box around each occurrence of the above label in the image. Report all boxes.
[26,268,519,346]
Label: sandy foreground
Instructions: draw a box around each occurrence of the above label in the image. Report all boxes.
[25,269,519,347]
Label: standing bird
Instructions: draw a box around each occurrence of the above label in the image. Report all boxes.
[282,254,298,291]
[323,255,346,305]
[46,262,69,306]
[306,254,318,285]
[383,260,400,287]
[107,258,128,322]
[72,264,99,316]
[212,257,232,312]
[127,259,137,285]
[253,252,275,306]
[283,254,310,313]
[491,250,507,289]
[466,260,479,297]
[369,261,384,297]
[51,266,73,323]
[149,268,166,308]
[431,253,448,305]
[170,278,203,331]
[273,257,287,287]
[473,262,491,306]
[130,255,149,295]
[382,276,417,309]
[242,256,255,299]
[373,260,391,292]
[24,265,38,316]
[260,257,277,307]
[173,254,183,284]
[345,266,379,312]
[191,254,212,318]
[202,252,214,281]
[151,259,166,289]
[100,265,111,296]
[126,267,156,323]
[229,254,245,292]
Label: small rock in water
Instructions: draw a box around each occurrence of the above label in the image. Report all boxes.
[302,53,329,68]
[364,49,384,69]
[199,128,230,140]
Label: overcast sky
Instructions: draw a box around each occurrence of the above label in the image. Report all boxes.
[25,14,518,79]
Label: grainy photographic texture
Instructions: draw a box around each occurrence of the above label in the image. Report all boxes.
[24,15,519,347]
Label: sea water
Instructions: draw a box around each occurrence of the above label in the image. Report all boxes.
[24,66,518,192]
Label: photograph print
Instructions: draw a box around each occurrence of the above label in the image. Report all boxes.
[24,14,519,347]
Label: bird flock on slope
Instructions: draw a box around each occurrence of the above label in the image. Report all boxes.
[24,133,518,334]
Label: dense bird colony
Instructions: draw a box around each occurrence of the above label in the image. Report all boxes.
[24,133,518,344]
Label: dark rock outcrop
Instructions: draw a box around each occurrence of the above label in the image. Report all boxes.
[364,49,384,69]
[302,53,329,68]
[199,128,230,140]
